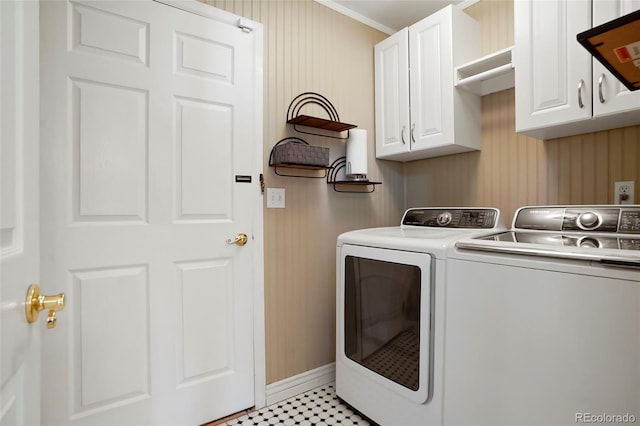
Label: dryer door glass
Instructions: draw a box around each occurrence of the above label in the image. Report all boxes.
[344,256,421,391]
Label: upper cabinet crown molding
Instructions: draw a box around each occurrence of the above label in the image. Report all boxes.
[514,0,640,140]
[374,5,481,162]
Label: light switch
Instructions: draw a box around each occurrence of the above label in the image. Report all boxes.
[267,188,285,208]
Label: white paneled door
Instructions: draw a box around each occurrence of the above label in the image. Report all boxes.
[1,1,41,424]
[39,1,263,425]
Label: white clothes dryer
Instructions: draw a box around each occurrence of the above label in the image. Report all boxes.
[336,207,504,426]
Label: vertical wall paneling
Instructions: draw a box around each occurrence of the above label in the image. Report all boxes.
[406,0,639,224]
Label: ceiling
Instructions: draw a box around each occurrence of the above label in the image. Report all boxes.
[321,0,470,34]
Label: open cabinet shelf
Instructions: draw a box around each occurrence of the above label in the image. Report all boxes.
[456,46,514,96]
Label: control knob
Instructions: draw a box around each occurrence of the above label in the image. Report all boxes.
[437,212,453,226]
[577,236,602,249]
[576,211,602,230]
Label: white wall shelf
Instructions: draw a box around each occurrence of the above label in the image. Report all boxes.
[456,46,514,96]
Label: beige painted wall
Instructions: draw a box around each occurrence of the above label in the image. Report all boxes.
[201,0,404,384]
[406,0,640,224]
[202,0,640,386]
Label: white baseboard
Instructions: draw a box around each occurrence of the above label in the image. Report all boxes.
[265,363,336,406]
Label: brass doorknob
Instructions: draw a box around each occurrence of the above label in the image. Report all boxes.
[25,284,65,329]
[226,233,248,246]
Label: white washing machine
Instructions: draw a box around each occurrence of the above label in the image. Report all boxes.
[444,205,640,426]
[335,207,504,426]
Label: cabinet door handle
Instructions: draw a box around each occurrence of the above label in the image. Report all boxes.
[411,123,416,143]
[578,80,584,109]
[401,125,406,144]
[598,74,606,104]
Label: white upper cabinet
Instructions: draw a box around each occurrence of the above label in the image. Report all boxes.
[515,0,640,140]
[375,5,481,162]
[375,27,411,159]
[514,0,592,135]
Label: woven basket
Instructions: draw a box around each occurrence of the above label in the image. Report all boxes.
[270,137,329,167]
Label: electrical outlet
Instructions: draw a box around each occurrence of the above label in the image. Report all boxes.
[614,181,635,205]
[266,188,285,208]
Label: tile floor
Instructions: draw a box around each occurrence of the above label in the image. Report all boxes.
[219,383,376,426]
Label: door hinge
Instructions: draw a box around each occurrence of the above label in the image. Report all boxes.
[238,18,254,33]
[259,173,265,194]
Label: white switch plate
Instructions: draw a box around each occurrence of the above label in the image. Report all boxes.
[267,188,285,208]
[614,181,635,205]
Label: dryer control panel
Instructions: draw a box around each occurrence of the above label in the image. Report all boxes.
[402,208,500,229]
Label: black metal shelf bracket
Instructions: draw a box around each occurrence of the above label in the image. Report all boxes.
[286,92,356,140]
[287,92,340,122]
[272,166,329,179]
[327,157,381,193]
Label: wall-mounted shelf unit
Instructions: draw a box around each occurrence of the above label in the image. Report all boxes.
[327,157,381,193]
[456,46,514,96]
[286,92,356,140]
[275,94,380,192]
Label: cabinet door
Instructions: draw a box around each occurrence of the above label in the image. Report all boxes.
[592,0,640,117]
[375,28,410,159]
[515,0,592,134]
[409,8,452,151]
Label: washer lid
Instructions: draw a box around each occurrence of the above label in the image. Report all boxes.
[455,233,640,269]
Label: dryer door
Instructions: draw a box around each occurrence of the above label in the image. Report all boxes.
[338,244,433,404]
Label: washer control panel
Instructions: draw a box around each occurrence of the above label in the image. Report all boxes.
[514,206,640,234]
[402,208,500,228]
